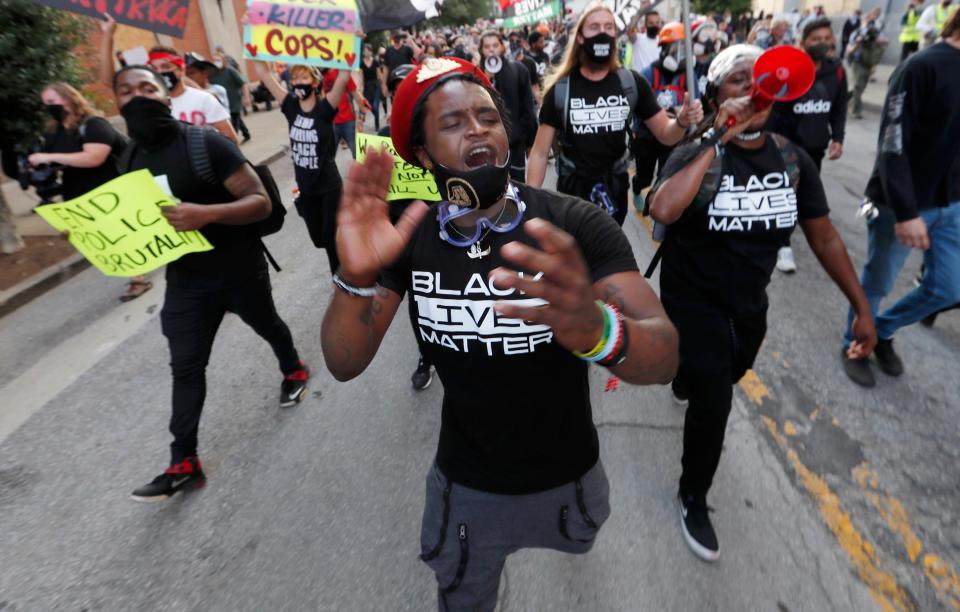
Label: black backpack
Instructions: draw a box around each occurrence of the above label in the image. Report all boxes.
[119,124,286,271]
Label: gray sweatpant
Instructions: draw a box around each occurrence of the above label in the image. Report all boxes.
[419,460,611,612]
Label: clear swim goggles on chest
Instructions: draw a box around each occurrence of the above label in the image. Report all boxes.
[437,183,527,248]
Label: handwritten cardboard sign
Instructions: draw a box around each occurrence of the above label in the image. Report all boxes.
[35,170,213,277]
[356,133,441,202]
[30,0,190,38]
[243,0,362,70]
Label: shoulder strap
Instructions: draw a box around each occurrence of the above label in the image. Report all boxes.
[186,125,217,185]
[770,133,802,191]
[555,75,570,137]
[616,68,638,116]
[118,141,138,174]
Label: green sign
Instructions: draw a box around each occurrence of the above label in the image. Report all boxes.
[503,0,560,28]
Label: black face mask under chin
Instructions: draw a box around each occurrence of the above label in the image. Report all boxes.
[45,104,66,123]
[429,151,511,211]
[120,96,178,150]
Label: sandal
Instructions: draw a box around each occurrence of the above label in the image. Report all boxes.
[120,279,153,302]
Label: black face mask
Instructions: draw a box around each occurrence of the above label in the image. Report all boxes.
[429,151,510,211]
[160,70,180,91]
[583,32,615,62]
[646,26,661,39]
[292,83,315,100]
[806,42,830,62]
[45,104,65,123]
[120,96,178,150]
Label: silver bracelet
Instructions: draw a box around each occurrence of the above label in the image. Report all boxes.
[333,272,378,298]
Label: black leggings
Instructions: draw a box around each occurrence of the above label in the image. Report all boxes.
[161,272,300,464]
[296,188,342,274]
[664,296,767,499]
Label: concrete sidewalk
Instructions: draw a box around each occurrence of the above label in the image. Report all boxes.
[0,106,293,316]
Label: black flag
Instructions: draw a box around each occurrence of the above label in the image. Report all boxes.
[358,0,443,33]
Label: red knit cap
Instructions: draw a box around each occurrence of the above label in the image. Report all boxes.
[389,56,493,167]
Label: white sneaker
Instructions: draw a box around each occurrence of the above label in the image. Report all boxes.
[776,246,797,274]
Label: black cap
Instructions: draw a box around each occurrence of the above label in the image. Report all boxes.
[184,52,216,71]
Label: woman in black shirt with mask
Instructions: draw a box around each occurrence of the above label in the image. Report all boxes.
[29,82,151,301]
[254,61,350,273]
[648,44,876,563]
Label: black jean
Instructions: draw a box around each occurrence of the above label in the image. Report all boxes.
[557,169,629,226]
[231,111,250,138]
[160,271,300,464]
[663,296,767,499]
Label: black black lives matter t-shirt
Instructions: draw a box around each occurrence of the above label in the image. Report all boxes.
[657,137,829,314]
[281,94,339,195]
[380,184,639,494]
[44,117,126,200]
[129,125,264,284]
[540,69,660,175]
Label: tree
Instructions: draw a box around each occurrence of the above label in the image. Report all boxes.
[426,0,490,28]
[0,0,90,254]
[692,0,751,17]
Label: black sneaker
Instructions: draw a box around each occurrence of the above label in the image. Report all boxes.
[874,339,904,377]
[281,362,309,407]
[671,377,689,407]
[678,492,720,562]
[131,457,205,502]
[841,347,875,388]
[411,357,433,391]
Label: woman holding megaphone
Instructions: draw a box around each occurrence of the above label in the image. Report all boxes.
[647,44,876,562]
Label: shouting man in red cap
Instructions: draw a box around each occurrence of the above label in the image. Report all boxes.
[320,57,679,610]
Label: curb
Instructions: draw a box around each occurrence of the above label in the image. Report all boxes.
[0,145,290,319]
[0,252,89,319]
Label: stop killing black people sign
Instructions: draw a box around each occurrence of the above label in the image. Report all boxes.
[30,0,190,38]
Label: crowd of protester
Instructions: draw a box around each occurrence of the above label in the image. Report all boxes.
[13,1,959,609]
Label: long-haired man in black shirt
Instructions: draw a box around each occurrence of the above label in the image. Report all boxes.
[111,66,310,502]
[321,56,678,610]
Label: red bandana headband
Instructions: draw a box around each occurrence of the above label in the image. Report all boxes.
[148,51,185,70]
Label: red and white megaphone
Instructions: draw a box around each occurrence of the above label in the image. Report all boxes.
[726,46,815,127]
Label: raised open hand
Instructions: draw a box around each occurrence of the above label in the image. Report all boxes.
[335,146,429,285]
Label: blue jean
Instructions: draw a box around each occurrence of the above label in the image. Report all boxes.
[334,120,356,158]
[844,201,960,346]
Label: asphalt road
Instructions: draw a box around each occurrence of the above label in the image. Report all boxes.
[0,113,957,611]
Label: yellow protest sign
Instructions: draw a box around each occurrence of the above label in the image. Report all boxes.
[356,133,441,202]
[35,170,213,278]
[243,0,362,70]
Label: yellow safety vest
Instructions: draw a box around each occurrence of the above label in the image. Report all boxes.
[621,41,633,67]
[900,8,921,42]
[937,3,959,32]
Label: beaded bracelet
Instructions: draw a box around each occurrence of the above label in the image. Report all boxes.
[574,302,623,364]
[598,306,630,368]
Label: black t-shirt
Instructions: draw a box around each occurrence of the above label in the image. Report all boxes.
[519,55,540,87]
[129,124,265,285]
[529,50,550,79]
[44,117,126,200]
[384,45,415,72]
[655,136,829,314]
[380,184,638,494]
[361,58,380,84]
[281,94,340,195]
[540,69,660,175]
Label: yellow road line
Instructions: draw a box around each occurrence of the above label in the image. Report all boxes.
[742,373,913,611]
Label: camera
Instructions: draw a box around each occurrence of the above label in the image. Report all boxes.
[16,141,62,204]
